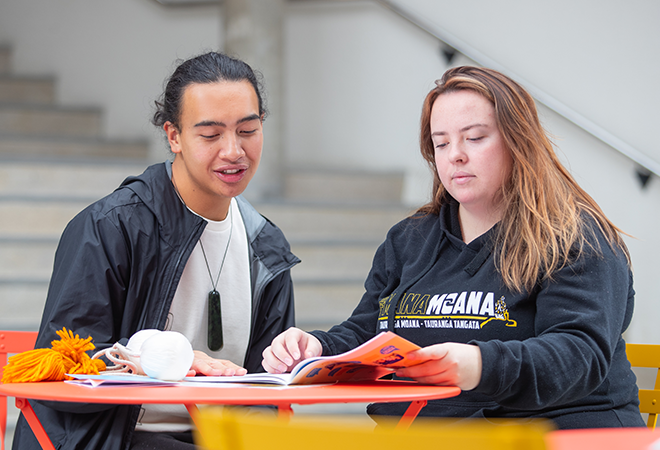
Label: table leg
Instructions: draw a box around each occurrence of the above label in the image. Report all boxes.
[2,399,6,450]
[395,400,427,431]
[185,404,202,430]
[14,398,56,450]
[277,404,293,422]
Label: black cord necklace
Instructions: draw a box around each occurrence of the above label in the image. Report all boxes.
[199,212,232,351]
[172,176,232,351]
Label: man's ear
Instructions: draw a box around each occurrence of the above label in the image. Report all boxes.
[164,122,182,154]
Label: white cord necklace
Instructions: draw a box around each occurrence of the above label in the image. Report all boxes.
[171,176,232,351]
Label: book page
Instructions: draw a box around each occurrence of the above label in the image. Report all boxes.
[65,373,179,387]
[288,331,421,384]
[181,332,421,386]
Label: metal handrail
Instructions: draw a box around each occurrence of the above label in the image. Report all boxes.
[375,0,660,178]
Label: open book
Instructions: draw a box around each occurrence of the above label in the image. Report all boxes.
[184,331,421,386]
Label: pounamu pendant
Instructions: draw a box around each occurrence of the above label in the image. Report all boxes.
[208,289,224,351]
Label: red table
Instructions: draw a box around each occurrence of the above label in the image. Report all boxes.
[0,380,461,450]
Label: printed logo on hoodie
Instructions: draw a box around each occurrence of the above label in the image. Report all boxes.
[378,291,517,330]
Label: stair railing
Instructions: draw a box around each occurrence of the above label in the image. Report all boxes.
[375,0,659,180]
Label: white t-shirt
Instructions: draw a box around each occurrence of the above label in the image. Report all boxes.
[137,198,252,432]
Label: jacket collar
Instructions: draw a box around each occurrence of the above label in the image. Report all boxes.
[120,161,297,275]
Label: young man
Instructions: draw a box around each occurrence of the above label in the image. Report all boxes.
[13,52,299,450]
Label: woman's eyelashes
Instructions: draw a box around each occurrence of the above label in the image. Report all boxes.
[434,136,484,149]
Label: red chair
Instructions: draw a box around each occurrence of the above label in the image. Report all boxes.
[0,331,38,450]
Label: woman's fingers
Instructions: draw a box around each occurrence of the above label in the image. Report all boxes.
[262,327,322,374]
[395,343,482,390]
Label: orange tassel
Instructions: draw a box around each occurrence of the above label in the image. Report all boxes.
[2,327,107,383]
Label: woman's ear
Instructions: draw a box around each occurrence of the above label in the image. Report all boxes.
[164,121,182,154]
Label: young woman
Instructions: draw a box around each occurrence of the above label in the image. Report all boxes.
[262,66,644,429]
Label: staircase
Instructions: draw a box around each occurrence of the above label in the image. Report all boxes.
[0,46,151,331]
[0,45,413,335]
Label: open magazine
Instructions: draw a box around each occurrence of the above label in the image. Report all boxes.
[184,331,421,386]
[66,332,421,387]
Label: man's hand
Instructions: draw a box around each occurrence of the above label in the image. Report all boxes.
[262,327,322,374]
[187,350,248,377]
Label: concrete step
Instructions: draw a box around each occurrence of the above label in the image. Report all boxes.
[0,238,58,280]
[0,160,149,199]
[289,242,377,283]
[0,104,102,138]
[284,170,404,205]
[0,283,48,330]
[0,236,56,331]
[0,200,86,238]
[0,135,149,160]
[0,199,411,242]
[293,280,365,331]
[0,251,371,333]
[0,240,378,286]
[0,241,375,332]
[0,47,10,75]
[0,200,405,333]
[0,75,55,105]
[0,273,370,332]
[255,202,411,244]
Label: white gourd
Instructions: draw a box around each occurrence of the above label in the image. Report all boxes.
[126,329,161,352]
[140,331,195,381]
[124,329,162,375]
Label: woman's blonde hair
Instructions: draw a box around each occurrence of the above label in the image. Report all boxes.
[418,66,629,292]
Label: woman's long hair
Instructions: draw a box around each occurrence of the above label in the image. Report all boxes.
[418,66,629,292]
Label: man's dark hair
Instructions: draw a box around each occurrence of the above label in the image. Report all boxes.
[152,51,267,130]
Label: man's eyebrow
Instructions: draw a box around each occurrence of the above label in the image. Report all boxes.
[194,114,261,128]
[194,120,225,128]
[431,123,489,136]
[237,114,261,125]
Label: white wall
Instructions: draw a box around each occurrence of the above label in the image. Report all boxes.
[395,0,660,168]
[537,102,660,344]
[0,0,223,160]
[285,1,445,204]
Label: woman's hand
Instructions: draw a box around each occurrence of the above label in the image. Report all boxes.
[262,327,322,374]
[187,350,248,377]
[395,342,483,391]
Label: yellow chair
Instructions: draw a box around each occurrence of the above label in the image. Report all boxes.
[0,330,38,450]
[193,406,553,450]
[626,343,660,429]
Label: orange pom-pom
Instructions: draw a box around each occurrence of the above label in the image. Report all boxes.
[2,348,65,383]
[1,327,106,383]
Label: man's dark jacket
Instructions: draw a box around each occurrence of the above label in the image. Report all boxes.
[13,162,300,450]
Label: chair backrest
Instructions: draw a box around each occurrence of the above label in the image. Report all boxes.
[194,407,552,450]
[0,331,38,450]
[626,343,660,430]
